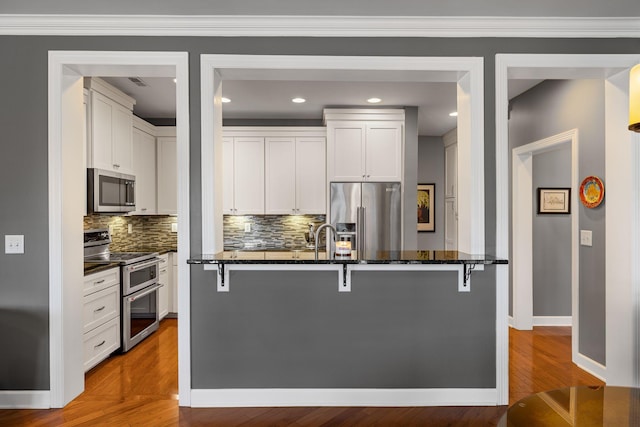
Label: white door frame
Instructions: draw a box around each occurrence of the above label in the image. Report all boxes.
[511,130,579,334]
[48,51,190,407]
[496,54,640,385]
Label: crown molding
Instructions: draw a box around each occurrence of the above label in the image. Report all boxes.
[0,14,638,38]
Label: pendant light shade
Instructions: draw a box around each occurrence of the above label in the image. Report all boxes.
[630,64,640,132]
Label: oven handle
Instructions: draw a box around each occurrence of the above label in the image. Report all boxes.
[127,284,163,302]
[126,258,160,272]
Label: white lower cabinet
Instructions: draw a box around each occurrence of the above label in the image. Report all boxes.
[171,253,178,313]
[83,267,121,372]
[158,253,170,320]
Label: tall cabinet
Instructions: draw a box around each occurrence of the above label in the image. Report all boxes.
[443,128,458,251]
[324,109,404,182]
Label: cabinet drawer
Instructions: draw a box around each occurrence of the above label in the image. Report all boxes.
[84,268,119,296]
[83,316,120,372]
[83,285,120,333]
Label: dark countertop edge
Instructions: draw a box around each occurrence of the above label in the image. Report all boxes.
[187,258,508,265]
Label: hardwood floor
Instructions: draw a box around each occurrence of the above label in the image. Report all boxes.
[0,321,603,426]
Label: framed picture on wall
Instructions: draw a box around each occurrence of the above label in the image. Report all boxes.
[537,188,571,214]
[417,183,435,232]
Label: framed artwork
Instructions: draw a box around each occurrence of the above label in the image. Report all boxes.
[417,183,435,232]
[537,188,571,214]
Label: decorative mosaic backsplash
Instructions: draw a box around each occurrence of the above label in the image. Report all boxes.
[224,215,326,250]
[84,214,178,252]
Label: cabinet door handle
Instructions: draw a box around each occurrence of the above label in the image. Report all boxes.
[141,208,147,211]
[113,164,120,169]
[94,279,105,285]
[94,340,106,348]
[93,306,105,312]
[366,175,370,178]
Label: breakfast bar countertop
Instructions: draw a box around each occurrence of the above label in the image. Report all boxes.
[188,250,508,265]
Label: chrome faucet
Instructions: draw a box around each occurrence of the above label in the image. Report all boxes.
[315,223,337,260]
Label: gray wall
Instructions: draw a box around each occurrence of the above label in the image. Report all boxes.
[403,107,419,250]
[2,36,638,391]
[417,136,445,249]
[3,0,639,16]
[532,148,572,316]
[509,79,606,364]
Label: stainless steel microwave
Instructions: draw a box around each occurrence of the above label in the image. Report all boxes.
[87,168,136,213]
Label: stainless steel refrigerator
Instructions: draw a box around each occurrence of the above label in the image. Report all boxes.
[330,182,402,258]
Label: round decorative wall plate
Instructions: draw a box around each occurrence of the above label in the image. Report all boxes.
[579,176,604,208]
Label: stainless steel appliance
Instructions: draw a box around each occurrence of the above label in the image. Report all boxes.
[87,168,136,213]
[84,229,161,352]
[330,182,402,258]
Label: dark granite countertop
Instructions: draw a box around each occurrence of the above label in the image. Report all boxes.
[83,262,120,276]
[188,250,508,265]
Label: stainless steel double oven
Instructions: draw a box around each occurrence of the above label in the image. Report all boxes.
[84,229,161,352]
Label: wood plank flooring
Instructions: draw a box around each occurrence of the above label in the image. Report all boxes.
[0,321,603,426]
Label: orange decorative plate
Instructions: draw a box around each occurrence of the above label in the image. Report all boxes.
[579,176,604,208]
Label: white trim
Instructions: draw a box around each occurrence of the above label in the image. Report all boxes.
[533,316,573,327]
[190,388,498,408]
[48,51,190,408]
[0,391,50,409]
[203,264,344,292]
[496,54,640,391]
[1,14,639,38]
[574,353,607,382]
[511,129,578,336]
[496,265,509,405]
[345,263,465,291]
[201,54,485,258]
[508,316,514,328]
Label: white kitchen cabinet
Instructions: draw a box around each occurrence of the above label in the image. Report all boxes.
[222,137,235,214]
[83,267,120,372]
[265,136,326,214]
[157,136,177,215]
[223,136,265,215]
[131,119,157,215]
[294,137,326,214]
[445,142,458,198]
[85,78,135,175]
[444,198,458,251]
[324,109,404,182]
[158,253,170,320]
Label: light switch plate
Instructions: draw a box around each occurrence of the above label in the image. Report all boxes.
[580,230,593,247]
[244,223,251,232]
[128,223,133,234]
[5,235,24,254]
[171,223,178,233]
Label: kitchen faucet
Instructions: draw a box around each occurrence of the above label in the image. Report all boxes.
[314,223,337,261]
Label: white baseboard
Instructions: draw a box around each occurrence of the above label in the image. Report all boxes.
[508,316,514,327]
[190,388,498,408]
[0,390,50,409]
[533,316,572,326]
[574,353,607,382]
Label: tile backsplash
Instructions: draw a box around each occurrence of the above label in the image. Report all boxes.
[84,214,177,252]
[224,215,326,250]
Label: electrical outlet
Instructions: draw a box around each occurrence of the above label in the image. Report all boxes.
[580,230,593,247]
[108,225,114,236]
[171,223,178,233]
[244,223,251,232]
[5,235,24,254]
[128,223,133,234]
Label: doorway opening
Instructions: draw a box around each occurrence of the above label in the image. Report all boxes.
[48,51,189,407]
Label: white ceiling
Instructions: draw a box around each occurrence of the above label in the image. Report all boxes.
[103,75,542,137]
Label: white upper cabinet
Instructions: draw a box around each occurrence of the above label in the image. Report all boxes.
[324,109,404,182]
[265,137,296,214]
[131,118,157,215]
[157,134,178,215]
[85,78,135,175]
[223,136,265,215]
[444,128,458,199]
[223,127,327,216]
[294,137,326,214]
[265,136,326,215]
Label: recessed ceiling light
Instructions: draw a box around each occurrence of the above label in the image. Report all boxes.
[292,97,306,104]
[367,97,382,104]
[221,97,231,103]
[449,112,458,117]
